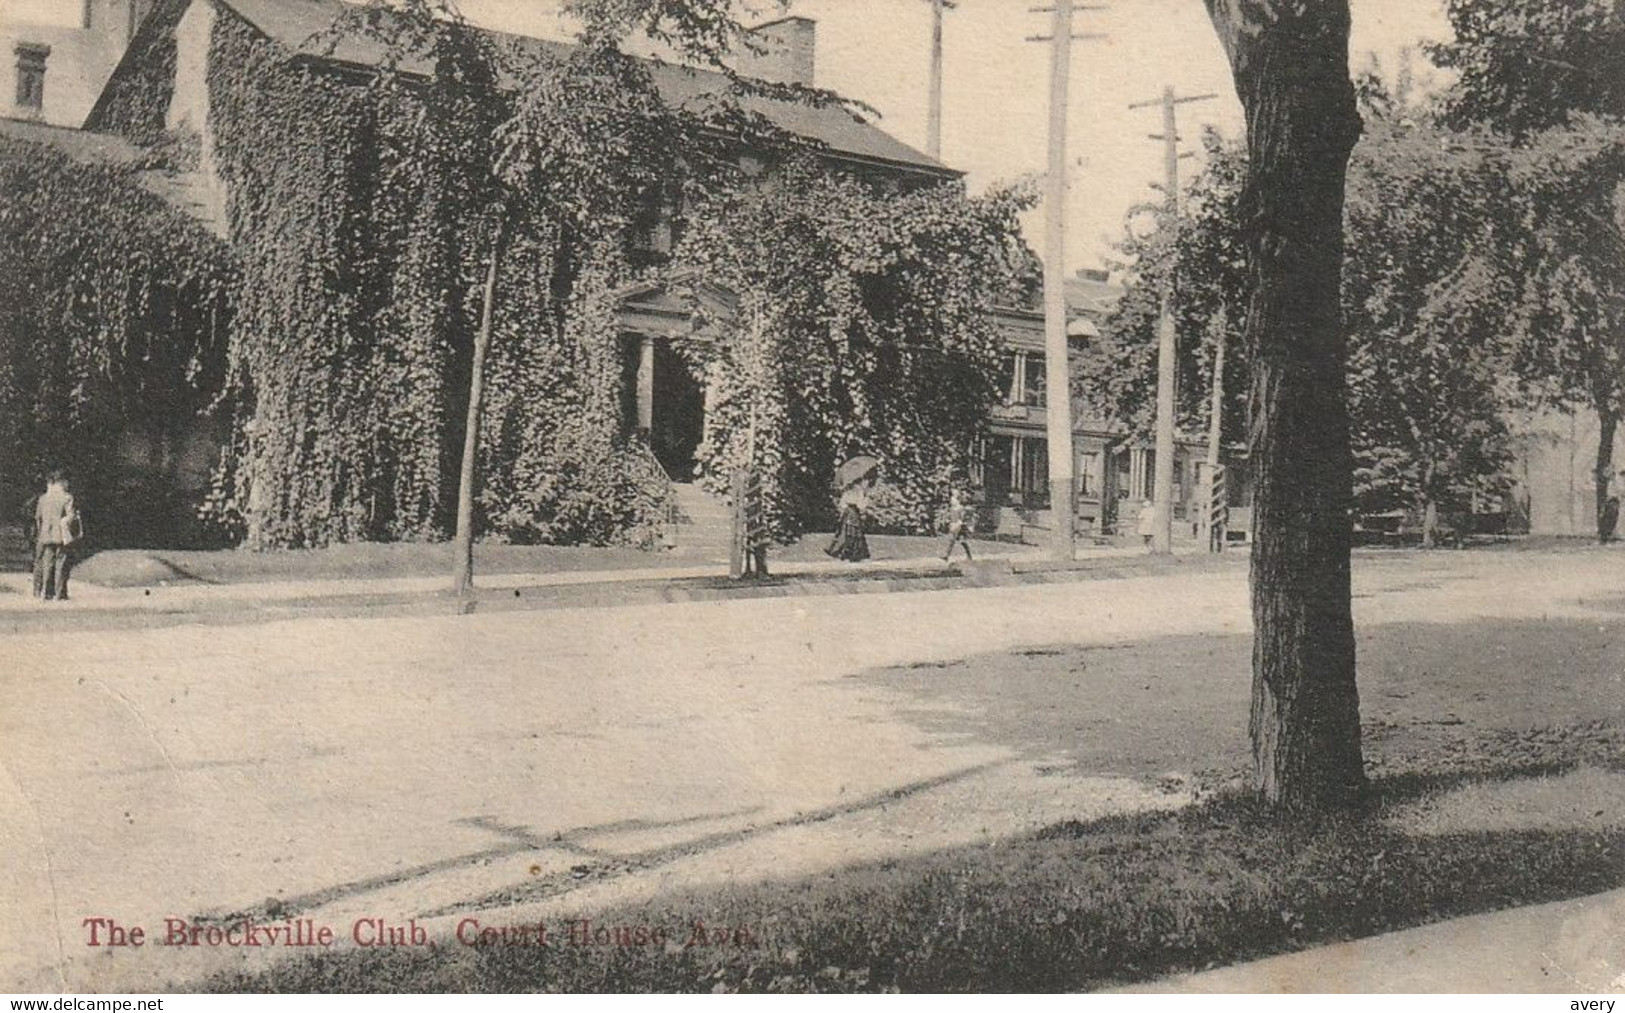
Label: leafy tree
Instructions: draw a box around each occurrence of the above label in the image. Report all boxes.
[1430,0,1625,137]
[1203,0,1365,810]
[1094,88,1525,552]
[1342,106,1517,546]
[1430,0,1625,540]
[1080,128,1248,447]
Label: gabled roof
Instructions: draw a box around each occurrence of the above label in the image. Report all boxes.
[217,0,954,178]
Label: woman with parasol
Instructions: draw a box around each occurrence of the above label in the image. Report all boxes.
[826,455,878,562]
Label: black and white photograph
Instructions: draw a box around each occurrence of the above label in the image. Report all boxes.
[1,0,1623,998]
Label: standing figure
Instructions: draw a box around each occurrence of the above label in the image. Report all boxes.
[32,472,79,601]
[1136,498,1156,550]
[826,479,872,563]
[940,487,974,562]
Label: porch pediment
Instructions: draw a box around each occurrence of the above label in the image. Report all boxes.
[614,274,738,341]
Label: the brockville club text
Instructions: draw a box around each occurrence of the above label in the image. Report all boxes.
[80,916,757,950]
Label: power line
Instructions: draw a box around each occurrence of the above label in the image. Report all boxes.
[1129,86,1214,555]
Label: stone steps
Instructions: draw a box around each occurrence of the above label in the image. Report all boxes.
[668,483,733,559]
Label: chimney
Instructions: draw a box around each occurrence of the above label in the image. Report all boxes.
[736,16,815,87]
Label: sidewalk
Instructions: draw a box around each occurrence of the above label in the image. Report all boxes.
[1122,888,1625,993]
[0,541,1212,619]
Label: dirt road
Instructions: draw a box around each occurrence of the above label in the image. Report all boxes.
[2,545,1619,991]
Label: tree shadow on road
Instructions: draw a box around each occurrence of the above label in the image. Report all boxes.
[195,763,1001,928]
[861,615,1625,787]
[201,738,1625,993]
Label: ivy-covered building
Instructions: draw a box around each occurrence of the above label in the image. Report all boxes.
[8,0,1011,550]
[6,0,1189,553]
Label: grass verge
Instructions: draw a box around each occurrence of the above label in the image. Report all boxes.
[203,724,1625,993]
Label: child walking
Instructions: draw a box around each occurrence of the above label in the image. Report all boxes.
[941,488,974,562]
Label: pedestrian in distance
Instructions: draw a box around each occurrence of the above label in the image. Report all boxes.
[32,471,81,602]
[826,477,872,563]
[940,487,974,562]
[1137,498,1156,550]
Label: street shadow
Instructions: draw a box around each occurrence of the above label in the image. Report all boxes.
[194,615,1625,991]
[191,806,765,926]
[859,615,1625,787]
[201,753,1625,993]
[424,761,1001,917]
[194,762,998,928]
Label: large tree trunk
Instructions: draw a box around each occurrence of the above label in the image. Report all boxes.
[1204,0,1365,810]
[452,210,508,602]
[1595,403,1617,543]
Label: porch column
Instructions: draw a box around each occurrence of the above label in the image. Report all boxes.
[636,335,655,432]
[1129,448,1145,501]
[701,365,718,445]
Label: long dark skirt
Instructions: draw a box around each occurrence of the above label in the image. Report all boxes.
[826,505,870,562]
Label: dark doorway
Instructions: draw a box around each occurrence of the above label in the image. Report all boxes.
[651,341,705,481]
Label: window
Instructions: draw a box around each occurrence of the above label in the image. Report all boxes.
[1078,451,1100,498]
[629,184,681,266]
[1021,352,1046,408]
[982,435,1015,501]
[1019,437,1050,504]
[15,44,48,114]
[1002,350,1046,408]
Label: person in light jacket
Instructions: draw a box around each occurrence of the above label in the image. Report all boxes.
[32,472,79,601]
[1136,498,1156,550]
[940,487,974,562]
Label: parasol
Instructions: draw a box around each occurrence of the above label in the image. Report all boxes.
[834,455,880,489]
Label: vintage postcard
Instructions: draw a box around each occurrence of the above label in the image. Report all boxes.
[1,0,1621,998]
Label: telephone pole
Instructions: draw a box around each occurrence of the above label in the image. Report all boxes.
[925,0,955,160]
[1129,86,1214,555]
[1029,1,1104,561]
[1203,306,1227,552]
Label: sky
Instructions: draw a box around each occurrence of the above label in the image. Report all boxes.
[393,1,1455,273]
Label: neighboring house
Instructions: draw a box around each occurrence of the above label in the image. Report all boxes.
[0,114,227,546]
[1508,408,1625,538]
[0,0,153,126]
[979,269,1243,543]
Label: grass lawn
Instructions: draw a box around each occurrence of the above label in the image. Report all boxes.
[203,613,1625,993]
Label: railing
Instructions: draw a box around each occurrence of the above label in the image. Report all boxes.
[624,434,683,538]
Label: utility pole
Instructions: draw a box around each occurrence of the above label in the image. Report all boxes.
[925,0,955,160]
[1203,306,1227,552]
[1129,86,1214,555]
[1029,1,1104,561]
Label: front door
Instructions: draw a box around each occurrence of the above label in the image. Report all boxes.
[650,341,705,481]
